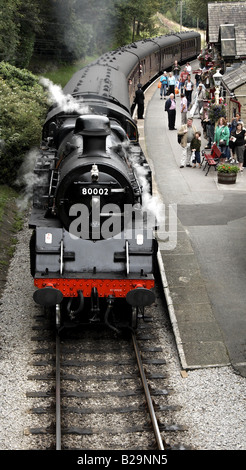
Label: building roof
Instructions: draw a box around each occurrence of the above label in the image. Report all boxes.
[222,62,246,91]
[207,2,246,56]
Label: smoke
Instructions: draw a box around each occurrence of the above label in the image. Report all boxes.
[108,139,164,225]
[127,148,165,226]
[15,148,45,212]
[133,160,164,225]
[50,0,117,59]
[15,78,90,213]
[39,77,89,115]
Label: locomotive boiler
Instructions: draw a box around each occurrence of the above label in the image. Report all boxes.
[29,31,200,331]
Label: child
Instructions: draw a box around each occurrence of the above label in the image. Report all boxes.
[191,131,201,168]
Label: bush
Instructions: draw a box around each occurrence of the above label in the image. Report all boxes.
[0,62,48,185]
[217,164,240,174]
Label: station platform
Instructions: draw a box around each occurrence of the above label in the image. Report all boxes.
[137,72,246,377]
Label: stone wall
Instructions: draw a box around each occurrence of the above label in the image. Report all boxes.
[224,84,246,124]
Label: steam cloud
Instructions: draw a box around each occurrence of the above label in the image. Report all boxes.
[126,147,165,226]
[15,148,45,211]
[40,77,89,114]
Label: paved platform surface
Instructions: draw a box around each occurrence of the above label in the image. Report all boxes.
[136,68,246,377]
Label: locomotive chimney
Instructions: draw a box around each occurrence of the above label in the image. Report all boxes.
[74,115,111,154]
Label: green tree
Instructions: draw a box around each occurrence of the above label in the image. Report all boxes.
[0,0,41,67]
[186,0,242,24]
[15,0,41,68]
[0,0,20,64]
[114,0,162,44]
[0,63,48,185]
[33,0,95,62]
[73,0,118,53]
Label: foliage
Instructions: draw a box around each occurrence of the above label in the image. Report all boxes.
[43,55,99,88]
[208,103,227,124]
[159,0,206,29]
[0,185,20,223]
[1,0,242,69]
[0,63,48,185]
[114,0,162,44]
[186,0,241,25]
[32,0,119,63]
[217,164,240,174]
[0,0,40,67]
[1,0,164,67]
[159,0,244,29]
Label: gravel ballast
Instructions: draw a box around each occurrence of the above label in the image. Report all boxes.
[0,219,245,451]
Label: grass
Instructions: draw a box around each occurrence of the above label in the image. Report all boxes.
[41,55,99,88]
[0,185,24,258]
[0,186,18,223]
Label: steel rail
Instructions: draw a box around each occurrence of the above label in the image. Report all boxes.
[56,332,61,450]
[132,332,165,450]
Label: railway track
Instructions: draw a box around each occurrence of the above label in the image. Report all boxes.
[25,287,187,450]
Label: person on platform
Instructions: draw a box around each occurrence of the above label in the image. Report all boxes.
[177,117,197,168]
[191,131,202,168]
[229,113,243,158]
[196,83,207,117]
[180,93,188,124]
[165,93,176,130]
[230,112,243,133]
[186,62,192,74]
[230,122,246,171]
[168,72,176,95]
[159,71,168,99]
[179,66,189,93]
[172,60,181,82]
[195,69,202,87]
[134,83,145,119]
[214,117,230,163]
[184,74,194,108]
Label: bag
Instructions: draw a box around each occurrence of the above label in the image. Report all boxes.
[158,81,162,89]
[175,87,179,94]
[177,134,182,144]
[219,139,227,147]
[190,151,195,164]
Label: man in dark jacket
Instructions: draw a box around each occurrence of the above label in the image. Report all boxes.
[165,93,176,130]
[134,83,145,119]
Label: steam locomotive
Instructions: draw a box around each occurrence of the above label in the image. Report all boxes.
[29,31,201,331]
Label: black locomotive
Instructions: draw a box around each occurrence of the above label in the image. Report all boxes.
[29,31,201,331]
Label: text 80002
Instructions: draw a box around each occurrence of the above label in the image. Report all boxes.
[81,187,109,196]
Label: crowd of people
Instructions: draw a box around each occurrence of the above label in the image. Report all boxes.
[134,61,246,172]
[162,62,246,171]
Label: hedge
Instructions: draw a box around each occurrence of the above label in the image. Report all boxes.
[0,62,48,185]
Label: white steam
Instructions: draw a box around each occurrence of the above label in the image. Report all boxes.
[131,159,164,226]
[16,79,90,212]
[15,148,45,212]
[40,77,89,114]
[126,147,165,226]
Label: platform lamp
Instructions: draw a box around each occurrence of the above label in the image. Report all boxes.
[213,70,222,104]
